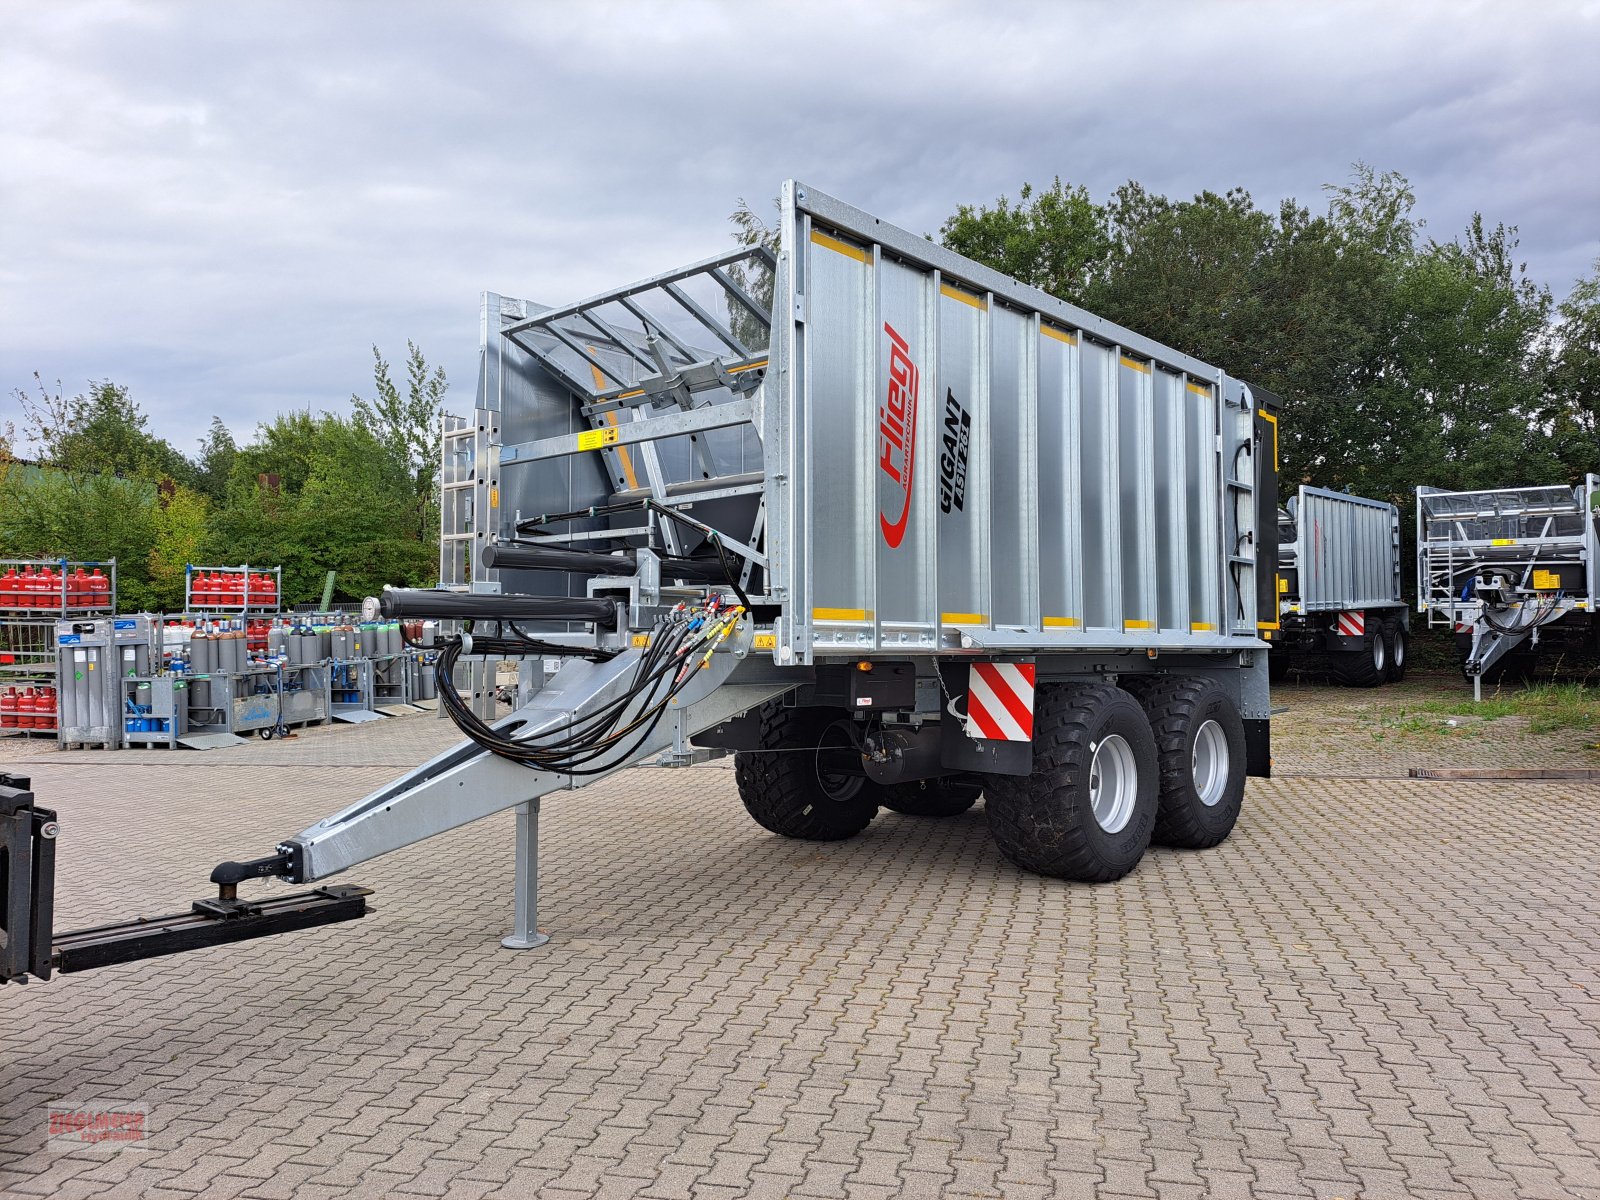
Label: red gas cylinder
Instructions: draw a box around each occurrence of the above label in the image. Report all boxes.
[89,567,109,607]
[261,572,278,606]
[18,687,36,729]
[0,568,18,610]
[39,566,58,611]
[39,687,57,731]
[1,687,16,728]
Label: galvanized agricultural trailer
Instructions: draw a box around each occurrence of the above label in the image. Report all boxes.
[5,182,1281,983]
[1271,486,1408,686]
[1417,476,1600,697]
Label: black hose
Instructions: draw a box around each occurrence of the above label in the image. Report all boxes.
[378,588,617,627]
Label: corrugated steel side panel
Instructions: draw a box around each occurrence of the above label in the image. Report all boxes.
[769,183,1262,662]
[1294,486,1401,611]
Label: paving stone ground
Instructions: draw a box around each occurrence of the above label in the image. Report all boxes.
[1,674,1597,1199]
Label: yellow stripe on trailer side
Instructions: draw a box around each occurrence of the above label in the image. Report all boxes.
[940,612,987,625]
[810,229,868,263]
[812,607,868,622]
[940,283,986,310]
[1041,325,1078,346]
[1043,615,1080,628]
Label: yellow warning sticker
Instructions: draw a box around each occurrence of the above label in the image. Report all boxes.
[1491,537,1516,546]
[489,486,499,509]
[631,633,650,648]
[1532,569,1560,590]
[753,633,777,651]
[1277,575,1288,593]
[577,427,618,451]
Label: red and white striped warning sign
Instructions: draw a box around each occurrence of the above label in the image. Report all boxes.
[967,662,1036,742]
[1336,610,1365,637]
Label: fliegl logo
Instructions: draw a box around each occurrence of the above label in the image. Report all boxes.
[878,322,919,548]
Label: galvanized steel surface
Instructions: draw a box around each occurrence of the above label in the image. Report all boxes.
[444,180,1271,664]
[1282,486,1402,613]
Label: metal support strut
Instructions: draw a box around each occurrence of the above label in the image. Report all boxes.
[502,799,550,950]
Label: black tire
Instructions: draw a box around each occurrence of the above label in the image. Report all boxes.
[1332,624,1386,688]
[1121,676,1247,849]
[882,776,983,818]
[734,704,880,841]
[984,683,1157,882]
[1267,651,1290,683]
[1384,619,1408,683]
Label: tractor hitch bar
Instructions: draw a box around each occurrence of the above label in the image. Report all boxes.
[2,772,369,986]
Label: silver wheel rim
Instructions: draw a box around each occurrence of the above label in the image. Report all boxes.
[1372,635,1386,672]
[1089,734,1138,833]
[1393,631,1405,668]
[1192,719,1229,807]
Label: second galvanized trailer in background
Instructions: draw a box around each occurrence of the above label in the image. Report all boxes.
[1272,486,1408,687]
[1417,476,1600,696]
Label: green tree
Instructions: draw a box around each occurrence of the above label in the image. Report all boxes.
[939,178,1111,304]
[1545,260,1600,480]
[727,198,780,351]
[0,468,160,608]
[194,416,239,502]
[10,375,197,485]
[1362,218,1557,496]
[351,342,447,543]
[208,411,435,603]
[147,483,209,610]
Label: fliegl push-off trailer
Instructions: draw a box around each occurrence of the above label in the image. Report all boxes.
[4,182,1281,984]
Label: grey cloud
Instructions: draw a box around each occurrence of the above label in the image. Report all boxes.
[1,0,1595,453]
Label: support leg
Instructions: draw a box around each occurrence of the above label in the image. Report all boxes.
[501,799,550,950]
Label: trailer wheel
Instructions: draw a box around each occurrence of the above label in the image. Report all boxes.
[734,705,880,841]
[1121,676,1246,849]
[984,684,1157,882]
[1384,620,1408,683]
[882,776,983,818]
[1333,627,1386,688]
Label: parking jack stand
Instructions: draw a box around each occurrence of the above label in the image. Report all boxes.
[502,798,550,950]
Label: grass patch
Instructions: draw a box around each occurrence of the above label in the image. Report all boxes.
[1409,683,1600,734]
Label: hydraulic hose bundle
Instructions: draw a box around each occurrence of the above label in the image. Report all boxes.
[431,597,746,775]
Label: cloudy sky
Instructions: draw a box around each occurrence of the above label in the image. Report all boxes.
[2,0,1597,456]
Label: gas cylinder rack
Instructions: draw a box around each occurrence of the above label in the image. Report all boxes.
[184,624,285,737]
[55,615,155,750]
[367,622,410,706]
[184,565,282,614]
[1,559,116,739]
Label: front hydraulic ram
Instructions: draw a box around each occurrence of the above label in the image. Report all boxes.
[377,588,618,625]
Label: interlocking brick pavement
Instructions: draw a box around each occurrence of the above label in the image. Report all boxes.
[1,679,1597,1199]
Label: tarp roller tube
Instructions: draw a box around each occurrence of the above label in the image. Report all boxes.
[482,541,730,584]
[378,588,618,626]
